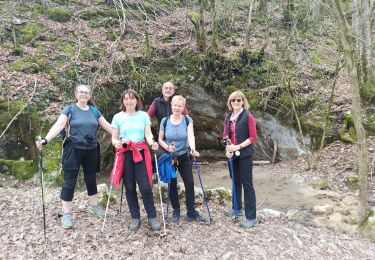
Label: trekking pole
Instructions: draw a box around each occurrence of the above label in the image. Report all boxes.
[154,153,167,236]
[38,149,47,240]
[164,144,175,221]
[101,150,119,234]
[119,138,125,215]
[193,159,213,223]
[228,158,239,219]
[119,180,124,214]
[165,182,170,221]
[225,137,239,219]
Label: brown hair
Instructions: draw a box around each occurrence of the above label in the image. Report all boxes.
[71,85,97,106]
[226,90,250,111]
[120,88,142,112]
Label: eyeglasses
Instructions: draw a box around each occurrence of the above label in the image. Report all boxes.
[77,90,90,95]
[230,98,242,103]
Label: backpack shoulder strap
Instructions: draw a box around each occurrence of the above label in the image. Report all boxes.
[89,105,100,121]
[161,115,171,141]
[163,115,171,130]
[66,104,75,120]
[64,104,75,139]
[184,115,190,126]
[164,115,189,129]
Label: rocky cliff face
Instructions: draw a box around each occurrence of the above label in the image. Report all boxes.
[152,83,314,161]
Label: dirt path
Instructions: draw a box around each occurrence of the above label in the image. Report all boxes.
[1,161,374,259]
[192,161,336,210]
[0,185,374,259]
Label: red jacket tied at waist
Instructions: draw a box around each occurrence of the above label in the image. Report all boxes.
[109,141,153,188]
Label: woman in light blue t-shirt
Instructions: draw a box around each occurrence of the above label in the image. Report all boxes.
[158,95,206,223]
[111,89,160,232]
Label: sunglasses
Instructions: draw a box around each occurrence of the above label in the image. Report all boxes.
[77,90,90,95]
[230,98,242,103]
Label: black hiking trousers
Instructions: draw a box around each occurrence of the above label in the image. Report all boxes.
[60,147,98,201]
[169,152,198,218]
[123,150,157,219]
[229,154,256,220]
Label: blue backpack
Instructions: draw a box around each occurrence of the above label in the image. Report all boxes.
[161,114,190,141]
[60,104,100,139]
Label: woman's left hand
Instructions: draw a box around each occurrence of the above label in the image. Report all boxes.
[151,142,159,151]
[190,150,200,157]
[226,144,239,153]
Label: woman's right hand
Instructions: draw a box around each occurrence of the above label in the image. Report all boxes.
[113,140,123,149]
[35,138,47,150]
[225,150,233,159]
[35,140,43,150]
[167,144,176,153]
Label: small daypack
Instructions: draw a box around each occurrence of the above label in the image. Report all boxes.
[156,115,190,157]
[60,104,100,140]
[163,114,189,130]
[161,114,190,140]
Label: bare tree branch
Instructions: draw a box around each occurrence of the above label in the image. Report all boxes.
[0,79,38,140]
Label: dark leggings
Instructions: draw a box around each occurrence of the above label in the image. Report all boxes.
[123,150,157,219]
[60,147,98,201]
[170,152,197,217]
[229,155,256,220]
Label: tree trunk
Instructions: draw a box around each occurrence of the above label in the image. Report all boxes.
[198,0,206,52]
[361,0,373,81]
[245,0,255,47]
[188,0,206,53]
[210,0,218,51]
[352,0,361,59]
[285,77,311,170]
[352,0,363,84]
[313,60,342,170]
[283,0,295,25]
[259,0,270,14]
[330,0,369,224]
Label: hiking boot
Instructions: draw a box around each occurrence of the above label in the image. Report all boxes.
[172,209,180,223]
[129,219,141,232]
[91,204,106,218]
[61,213,73,229]
[240,219,256,229]
[148,218,161,231]
[224,208,244,217]
[185,212,207,222]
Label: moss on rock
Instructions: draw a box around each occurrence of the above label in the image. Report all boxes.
[19,22,46,43]
[359,210,375,241]
[345,176,359,191]
[6,55,49,74]
[0,100,24,128]
[243,89,261,110]
[364,109,375,136]
[42,139,64,186]
[80,8,100,21]
[101,191,116,207]
[319,178,329,190]
[360,78,375,104]
[0,158,36,180]
[339,111,356,143]
[49,7,73,23]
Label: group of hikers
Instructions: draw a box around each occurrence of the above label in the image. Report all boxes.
[35,81,257,232]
